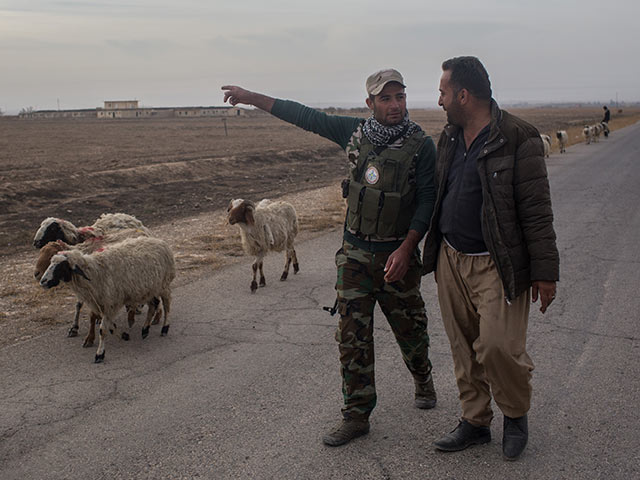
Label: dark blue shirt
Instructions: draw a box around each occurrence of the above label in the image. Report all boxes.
[438,125,490,254]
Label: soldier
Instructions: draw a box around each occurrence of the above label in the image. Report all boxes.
[222,68,437,446]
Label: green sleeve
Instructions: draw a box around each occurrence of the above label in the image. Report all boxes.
[409,137,437,237]
[271,99,363,149]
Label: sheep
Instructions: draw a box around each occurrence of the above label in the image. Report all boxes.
[556,130,568,153]
[592,123,602,143]
[39,236,175,363]
[540,134,552,158]
[34,227,157,347]
[601,121,610,138]
[227,198,299,293]
[583,125,593,144]
[33,212,149,249]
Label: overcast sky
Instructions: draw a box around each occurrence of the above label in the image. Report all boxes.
[1,0,638,114]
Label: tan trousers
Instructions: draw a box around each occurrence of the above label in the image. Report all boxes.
[437,242,534,426]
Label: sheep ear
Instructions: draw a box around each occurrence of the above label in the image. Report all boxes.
[73,265,90,281]
[245,204,255,225]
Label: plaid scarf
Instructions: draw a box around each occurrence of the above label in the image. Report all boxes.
[362,113,422,147]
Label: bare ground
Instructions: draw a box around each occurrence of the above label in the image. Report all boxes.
[1,106,639,348]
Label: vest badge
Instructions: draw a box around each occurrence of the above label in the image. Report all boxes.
[364,165,380,185]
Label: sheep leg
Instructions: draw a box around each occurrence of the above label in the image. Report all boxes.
[292,248,299,274]
[68,301,83,337]
[259,260,266,287]
[160,292,171,336]
[95,317,111,363]
[151,296,162,325]
[82,312,99,347]
[280,251,291,281]
[142,297,161,339]
[126,305,136,328]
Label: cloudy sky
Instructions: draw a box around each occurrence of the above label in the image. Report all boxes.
[1,0,638,114]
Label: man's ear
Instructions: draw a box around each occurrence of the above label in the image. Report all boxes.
[366,97,374,110]
[458,88,468,105]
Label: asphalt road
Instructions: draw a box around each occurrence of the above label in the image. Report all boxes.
[2,123,639,479]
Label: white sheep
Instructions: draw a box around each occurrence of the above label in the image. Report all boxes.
[583,125,593,144]
[227,198,299,293]
[34,227,156,346]
[592,123,602,142]
[33,212,149,249]
[601,121,610,138]
[39,236,175,363]
[556,130,568,153]
[540,134,552,158]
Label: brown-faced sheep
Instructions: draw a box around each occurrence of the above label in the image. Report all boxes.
[33,213,149,249]
[227,199,299,293]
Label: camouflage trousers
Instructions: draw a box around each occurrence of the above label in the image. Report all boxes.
[334,240,433,420]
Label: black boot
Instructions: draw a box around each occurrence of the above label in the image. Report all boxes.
[502,414,528,461]
[433,420,491,452]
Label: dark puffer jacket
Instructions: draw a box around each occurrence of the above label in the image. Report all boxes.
[422,100,559,301]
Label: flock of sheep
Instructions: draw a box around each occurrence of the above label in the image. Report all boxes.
[539,121,609,157]
[32,199,299,363]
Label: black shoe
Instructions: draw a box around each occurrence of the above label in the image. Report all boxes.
[503,414,528,461]
[433,420,491,452]
[322,419,370,447]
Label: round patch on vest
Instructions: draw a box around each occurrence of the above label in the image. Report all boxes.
[364,166,380,185]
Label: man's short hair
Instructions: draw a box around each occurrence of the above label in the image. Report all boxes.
[442,56,492,101]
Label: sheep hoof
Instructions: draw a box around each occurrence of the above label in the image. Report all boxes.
[293,263,299,274]
[142,326,150,339]
[94,353,105,363]
[82,338,94,348]
[121,332,130,341]
[67,327,79,337]
[161,325,170,336]
[251,281,258,293]
[280,272,288,281]
[260,277,266,286]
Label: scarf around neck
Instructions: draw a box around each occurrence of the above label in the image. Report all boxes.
[362,113,422,147]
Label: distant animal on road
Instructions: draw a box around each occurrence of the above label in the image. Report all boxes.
[540,134,552,158]
[583,125,594,144]
[227,198,299,293]
[556,130,568,153]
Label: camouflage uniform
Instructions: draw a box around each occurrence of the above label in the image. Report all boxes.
[268,99,437,422]
[335,240,432,420]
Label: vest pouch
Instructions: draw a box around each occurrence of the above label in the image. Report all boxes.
[381,160,398,191]
[377,192,402,237]
[346,181,365,231]
[359,188,382,235]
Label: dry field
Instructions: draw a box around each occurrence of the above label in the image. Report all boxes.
[1,106,639,347]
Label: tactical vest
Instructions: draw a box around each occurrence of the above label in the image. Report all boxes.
[346,130,425,238]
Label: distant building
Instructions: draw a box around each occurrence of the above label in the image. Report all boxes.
[104,100,139,110]
[18,101,246,120]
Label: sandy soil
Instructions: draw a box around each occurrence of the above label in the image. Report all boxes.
[1,106,638,348]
